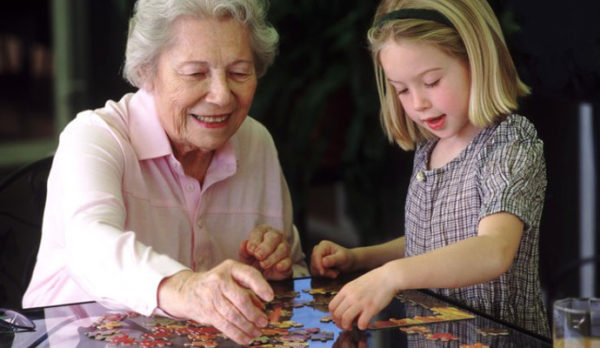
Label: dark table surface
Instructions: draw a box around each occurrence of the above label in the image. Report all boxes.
[2,275,552,347]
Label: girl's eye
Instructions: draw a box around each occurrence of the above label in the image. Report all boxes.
[425,79,440,88]
[397,88,408,95]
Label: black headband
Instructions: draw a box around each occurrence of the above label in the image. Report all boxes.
[373,8,454,29]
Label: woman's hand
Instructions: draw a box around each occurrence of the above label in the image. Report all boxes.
[310,240,355,278]
[333,330,369,348]
[239,224,293,280]
[157,260,273,345]
[328,265,397,330]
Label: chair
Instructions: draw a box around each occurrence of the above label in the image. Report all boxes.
[0,155,53,310]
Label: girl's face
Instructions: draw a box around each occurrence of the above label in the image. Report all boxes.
[380,39,477,144]
[148,16,257,156]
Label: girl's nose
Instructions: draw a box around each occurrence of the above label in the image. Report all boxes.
[412,90,431,111]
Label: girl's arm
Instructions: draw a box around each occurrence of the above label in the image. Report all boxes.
[329,211,523,330]
[350,236,406,271]
[310,236,405,278]
[386,211,523,290]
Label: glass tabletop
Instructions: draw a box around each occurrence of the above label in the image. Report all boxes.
[1,276,552,347]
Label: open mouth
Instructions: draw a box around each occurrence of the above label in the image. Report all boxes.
[424,114,446,130]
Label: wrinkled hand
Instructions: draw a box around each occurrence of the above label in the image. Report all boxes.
[239,224,292,280]
[157,259,273,345]
[329,266,396,330]
[333,330,369,348]
[310,240,355,278]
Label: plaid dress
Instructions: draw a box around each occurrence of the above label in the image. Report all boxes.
[405,114,550,337]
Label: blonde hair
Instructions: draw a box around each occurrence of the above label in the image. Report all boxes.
[123,0,278,87]
[367,0,530,150]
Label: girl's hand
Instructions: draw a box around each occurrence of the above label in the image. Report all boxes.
[328,265,397,330]
[310,240,355,278]
[239,224,293,280]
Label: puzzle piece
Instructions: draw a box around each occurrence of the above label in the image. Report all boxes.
[288,300,311,308]
[261,327,289,336]
[96,321,123,330]
[183,341,218,347]
[368,319,404,329]
[162,323,189,330]
[151,317,178,326]
[424,332,459,342]
[138,339,172,347]
[431,306,475,320]
[390,317,424,326]
[289,328,319,336]
[187,327,220,335]
[250,335,271,345]
[280,333,309,342]
[141,331,173,341]
[102,313,127,322]
[310,331,334,342]
[371,305,473,330]
[278,342,309,347]
[303,288,338,296]
[107,333,136,346]
[413,315,444,323]
[274,291,300,299]
[477,328,509,336]
[399,326,431,335]
[268,307,282,322]
[187,334,217,341]
[320,316,332,323]
[85,329,120,341]
[269,320,303,329]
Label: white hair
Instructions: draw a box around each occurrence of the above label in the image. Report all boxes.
[123,0,279,87]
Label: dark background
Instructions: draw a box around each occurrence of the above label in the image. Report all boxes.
[1,0,599,321]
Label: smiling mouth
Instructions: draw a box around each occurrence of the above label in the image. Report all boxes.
[191,113,229,123]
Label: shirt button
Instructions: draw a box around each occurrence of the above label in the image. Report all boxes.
[416,171,426,181]
[196,219,203,228]
[186,183,195,192]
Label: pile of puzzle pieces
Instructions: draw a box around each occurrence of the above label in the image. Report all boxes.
[85,311,335,347]
[84,288,339,347]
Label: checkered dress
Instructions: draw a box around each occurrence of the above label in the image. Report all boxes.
[405,114,550,337]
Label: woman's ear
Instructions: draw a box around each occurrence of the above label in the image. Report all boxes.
[140,65,154,91]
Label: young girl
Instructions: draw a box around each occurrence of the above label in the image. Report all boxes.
[310,0,549,337]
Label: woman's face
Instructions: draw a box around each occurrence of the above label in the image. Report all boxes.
[148,16,257,156]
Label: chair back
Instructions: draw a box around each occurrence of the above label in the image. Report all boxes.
[0,155,53,310]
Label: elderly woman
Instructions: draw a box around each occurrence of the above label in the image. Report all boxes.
[22,0,307,344]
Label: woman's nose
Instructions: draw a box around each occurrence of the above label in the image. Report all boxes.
[205,73,232,105]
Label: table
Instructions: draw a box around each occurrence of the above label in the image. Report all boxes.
[1,275,552,347]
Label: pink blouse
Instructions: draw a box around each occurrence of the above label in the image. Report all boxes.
[23,89,307,315]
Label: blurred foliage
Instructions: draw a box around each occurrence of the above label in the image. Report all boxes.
[250,1,536,247]
[250,1,392,244]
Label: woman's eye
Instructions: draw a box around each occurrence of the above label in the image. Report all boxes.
[230,72,250,79]
[183,72,207,78]
[397,88,408,95]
